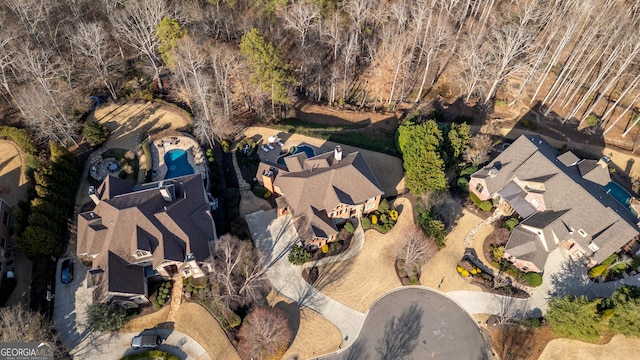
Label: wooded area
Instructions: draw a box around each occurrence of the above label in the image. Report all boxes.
[2,0,640,147]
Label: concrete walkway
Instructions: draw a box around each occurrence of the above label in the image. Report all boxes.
[246,210,364,346]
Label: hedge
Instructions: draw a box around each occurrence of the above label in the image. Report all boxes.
[469,192,492,211]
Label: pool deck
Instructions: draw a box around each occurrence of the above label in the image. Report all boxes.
[149,135,207,181]
[257,139,328,169]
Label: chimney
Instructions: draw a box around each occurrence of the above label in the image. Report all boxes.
[160,184,174,202]
[334,145,343,162]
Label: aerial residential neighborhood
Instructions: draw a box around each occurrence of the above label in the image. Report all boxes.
[3,1,640,360]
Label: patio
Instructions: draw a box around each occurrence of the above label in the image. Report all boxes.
[148,134,207,181]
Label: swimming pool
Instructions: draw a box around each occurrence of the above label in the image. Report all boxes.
[277,145,316,166]
[603,181,637,216]
[164,149,194,179]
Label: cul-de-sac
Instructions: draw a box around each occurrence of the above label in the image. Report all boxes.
[2,1,640,360]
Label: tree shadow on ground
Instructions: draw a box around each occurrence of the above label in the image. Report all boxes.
[336,337,369,360]
[547,256,591,299]
[275,300,301,340]
[375,303,423,360]
[494,325,537,360]
[293,256,355,310]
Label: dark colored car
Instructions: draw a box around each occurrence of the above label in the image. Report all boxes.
[61,259,73,284]
[131,335,161,349]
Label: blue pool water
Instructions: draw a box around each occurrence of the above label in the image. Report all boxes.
[164,149,194,179]
[277,145,316,166]
[603,181,637,216]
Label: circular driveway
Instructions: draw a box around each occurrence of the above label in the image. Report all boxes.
[330,287,490,360]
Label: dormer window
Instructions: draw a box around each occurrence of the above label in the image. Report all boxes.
[476,183,484,193]
[577,229,588,238]
[134,249,151,258]
[588,243,600,252]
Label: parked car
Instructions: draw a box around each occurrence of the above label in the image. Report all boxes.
[131,334,161,349]
[60,259,73,284]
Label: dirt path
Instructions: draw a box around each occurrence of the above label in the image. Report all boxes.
[293,102,399,131]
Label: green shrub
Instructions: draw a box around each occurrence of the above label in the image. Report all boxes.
[504,218,520,232]
[288,245,312,265]
[361,217,371,229]
[459,166,478,177]
[82,121,110,146]
[153,301,161,310]
[469,192,493,211]
[494,99,508,106]
[221,140,230,153]
[521,272,543,287]
[588,264,608,278]
[610,263,628,274]
[252,183,268,198]
[206,148,214,157]
[520,118,538,130]
[602,253,618,266]
[158,298,165,305]
[344,222,354,234]
[165,281,172,288]
[378,198,390,213]
[163,287,170,294]
[408,277,419,285]
[186,285,193,292]
[457,177,469,192]
[585,114,600,127]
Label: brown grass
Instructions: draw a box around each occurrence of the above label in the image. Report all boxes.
[539,334,640,360]
[0,140,30,207]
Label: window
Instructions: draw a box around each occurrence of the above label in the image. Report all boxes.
[475,183,484,193]
[364,203,375,211]
[577,229,588,238]
[588,243,599,252]
[530,198,540,208]
[2,212,7,226]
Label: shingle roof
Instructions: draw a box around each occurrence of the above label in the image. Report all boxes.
[78,174,214,297]
[475,135,639,269]
[275,151,384,216]
[557,151,580,167]
[498,181,536,218]
[578,159,611,186]
[506,227,549,270]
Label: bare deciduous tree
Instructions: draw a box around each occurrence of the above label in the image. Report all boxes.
[283,0,320,48]
[237,307,293,360]
[0,304,59,346]
[110,0,167,91]
[206,234,267,312]
[73,22,123,100]
[398,225,437,275]
[464,134,493,166]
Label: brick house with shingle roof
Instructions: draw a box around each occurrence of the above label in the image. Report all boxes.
[78,174,215,305]
[469,135,640,273]
[259,146,384,249]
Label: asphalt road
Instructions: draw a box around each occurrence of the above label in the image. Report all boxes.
[327,287,491,360]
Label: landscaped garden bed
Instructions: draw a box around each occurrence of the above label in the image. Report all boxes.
[150,281,173,310]
[361,199,399,234]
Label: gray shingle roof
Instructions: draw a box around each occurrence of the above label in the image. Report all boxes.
[557,151,580,167]
[275,151,384,215]
[475,135,639,268]
[498,181,536,218]
[578,159,611,186]
[78,174,214,297]
[506,227,549,270]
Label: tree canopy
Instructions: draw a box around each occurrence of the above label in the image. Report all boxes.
[239,28,294,106]
[396,120,448,194]
[546,295,603,341]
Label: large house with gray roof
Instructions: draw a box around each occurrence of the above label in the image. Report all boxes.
[469,135,640,273]
[77,174,215,305]
[258,146,384,249]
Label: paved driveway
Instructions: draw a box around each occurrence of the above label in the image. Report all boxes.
[53,258,209,360]
[325,287,490,360]
[246,210,364,347]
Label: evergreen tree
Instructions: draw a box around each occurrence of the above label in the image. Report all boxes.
[239,28,295,110]
[546,295,603,341]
